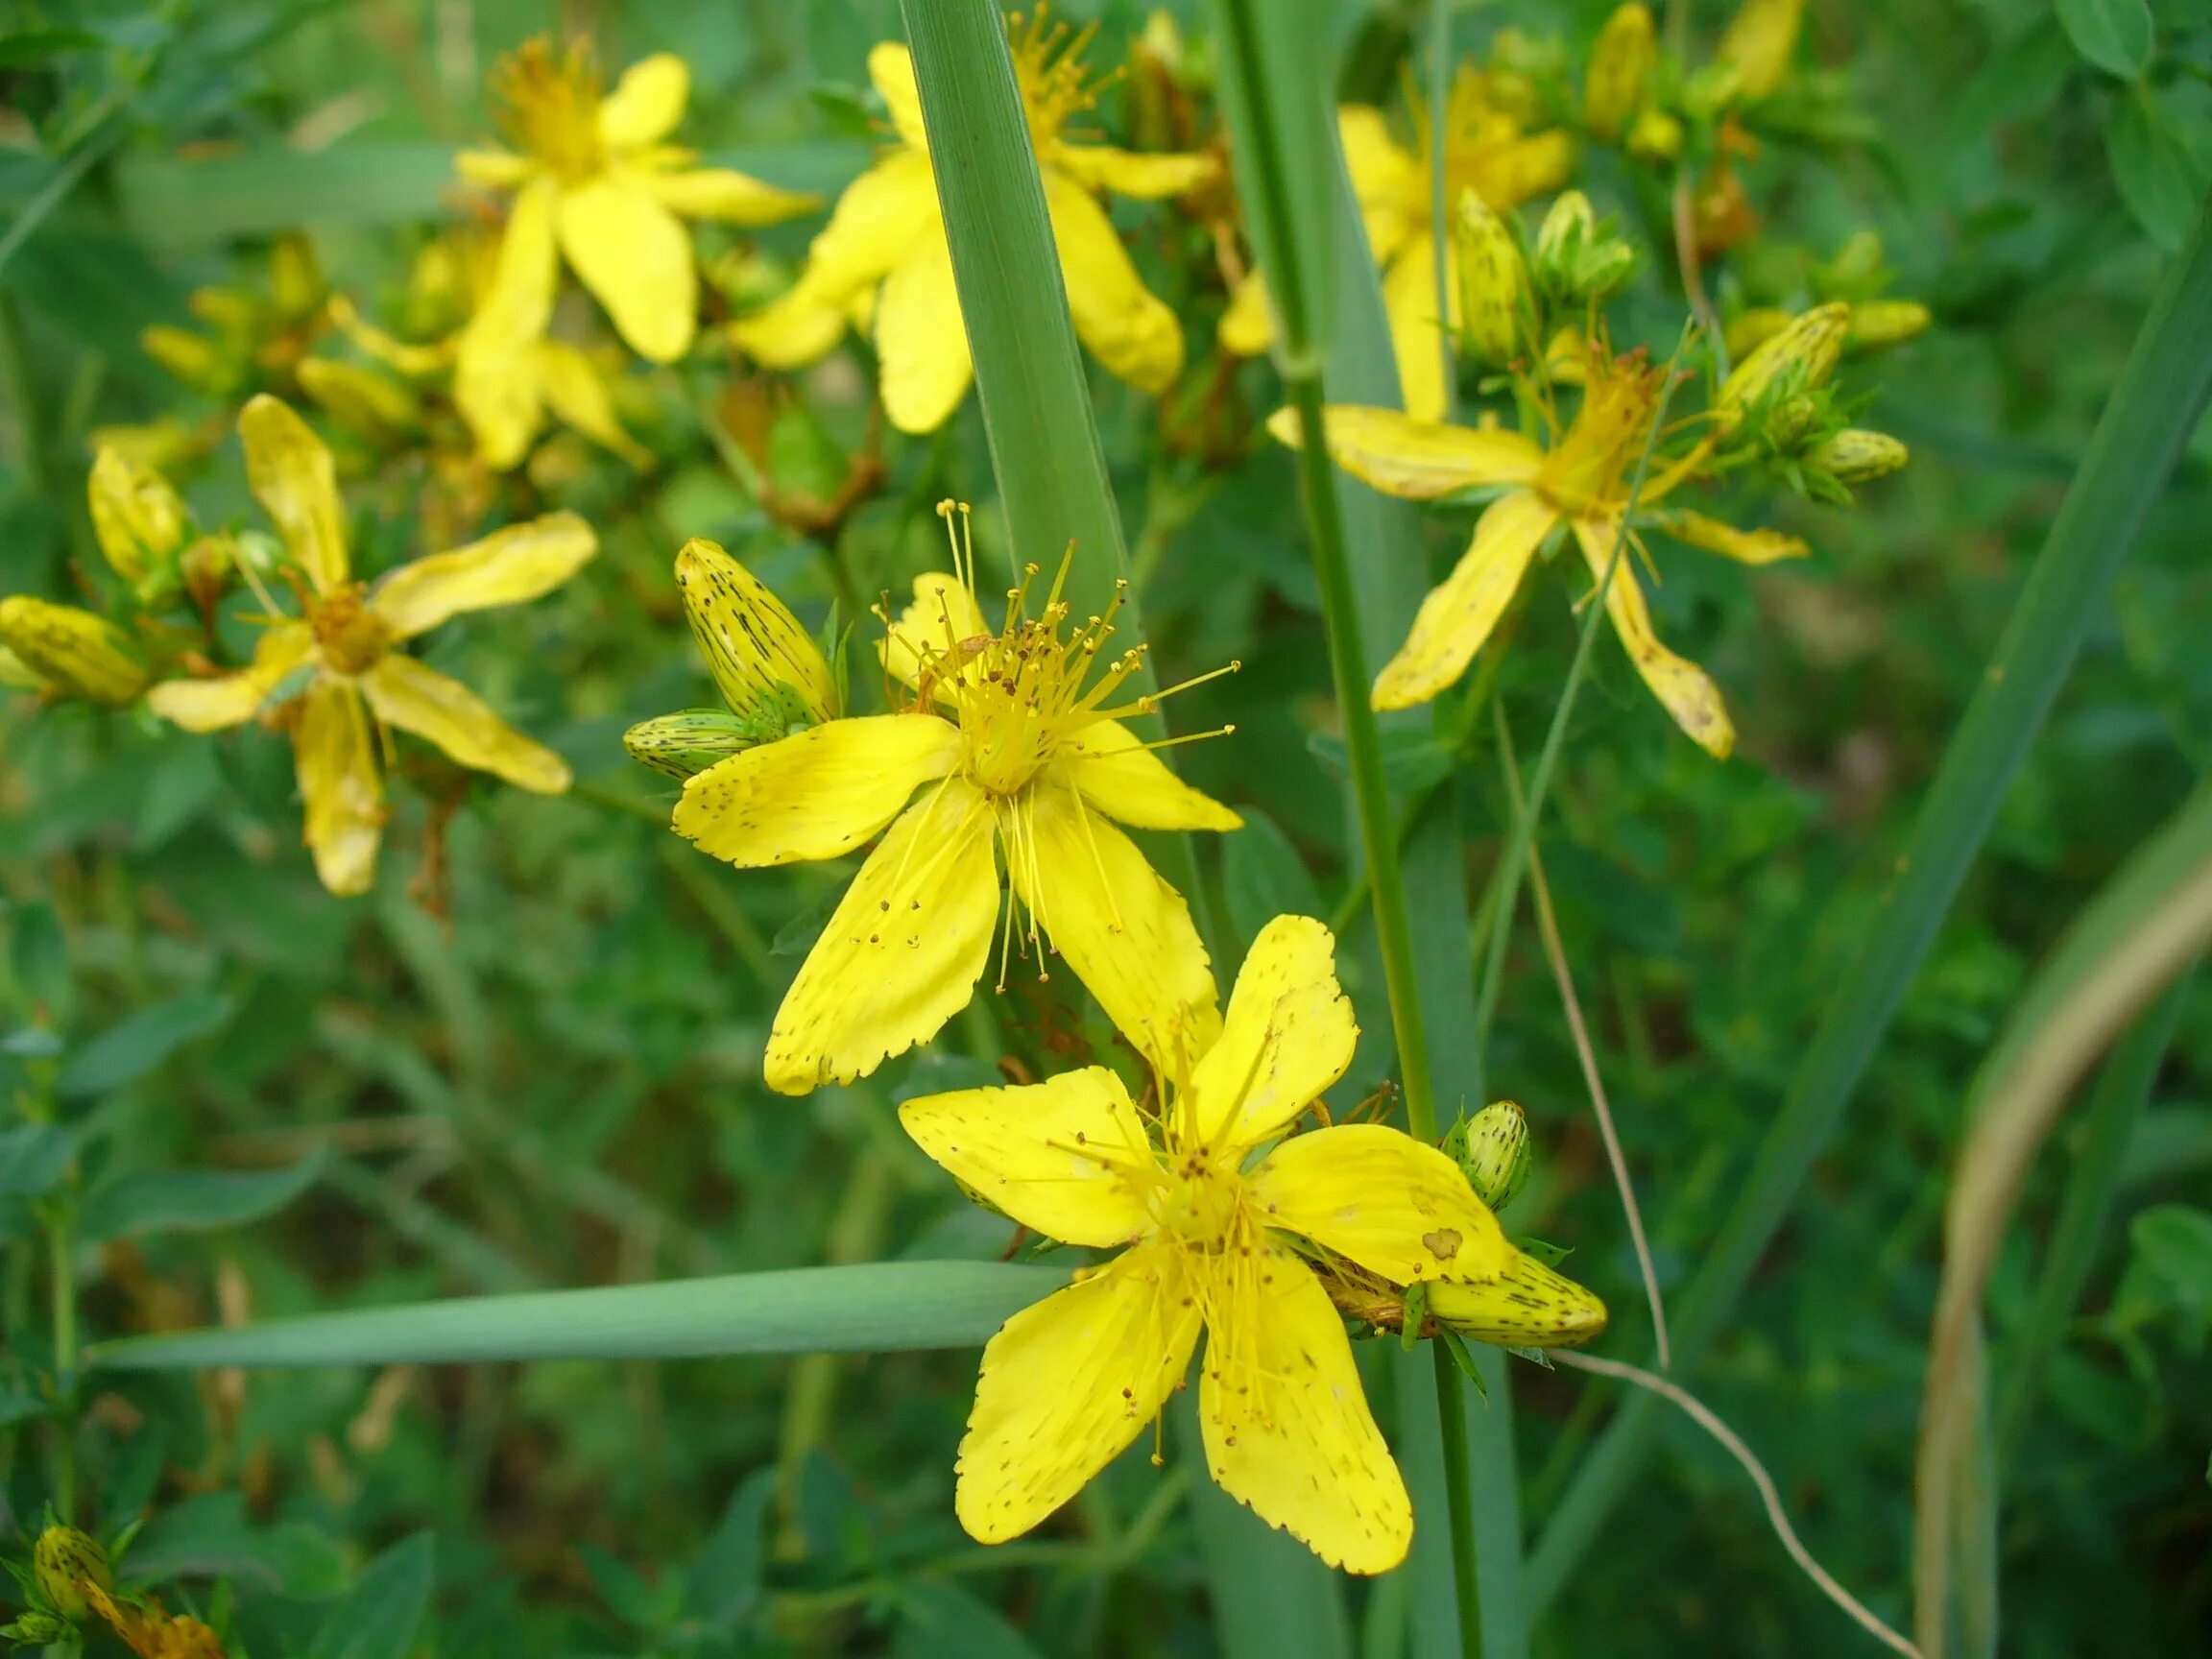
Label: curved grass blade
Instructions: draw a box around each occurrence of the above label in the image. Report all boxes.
[89,1261,1070,1370]
[1529,182,2212,1616]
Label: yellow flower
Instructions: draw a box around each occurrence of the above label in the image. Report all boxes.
[673,502,1238,1094]
[902,915,1597,1571]
[1219,71,1572,420]
[729,14,1214,435]
[0,596,149,704]
[1273,344,1819,757]
[457,38,820,366]
[623,539,840,779]
[146,396,596,896]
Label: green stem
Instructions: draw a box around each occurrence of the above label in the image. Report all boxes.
[49,1204,77,1519]
[1432,1346,1481,1659]
[0,292,51,502]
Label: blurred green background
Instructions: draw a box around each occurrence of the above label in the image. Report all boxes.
[2,0,2209,1653]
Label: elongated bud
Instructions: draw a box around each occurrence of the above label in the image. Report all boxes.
[1583,3,1657,142]
[270,232,325,321]
[1847,298,1932,351]
[33,1526,112,1621]
[674,540,838,726]
[87,448,188,593]
[1532,191,1639,306]
[1430,1250,1608,1347]
[623,709,762,780]
[298,356,421,438]
[140,325,231,396]
[1461,1100,1533,1211]
[1716,0,1802,101]
[1722,306,1791,364]
[1453,189,1531,370]
[0,597,149,704]
[1822,229,1887,290]
[1811,428,1909,485]
[1719,301,1848,417]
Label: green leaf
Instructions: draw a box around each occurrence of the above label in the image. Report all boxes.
[2130,1204,2212,1316]
[0,29,104,69]
[687,1468,778,1627]
[78,1156,321,1242]
[310,1533,435,1659]
[2107,93,2209,255]
[124,1493,349,1599]
[2056,0,2154,80]
[895,1581,1046,1659]
[55,991,231,1098]
[4,899,69,1023]
[89,1261,1069,1371]
[0,1124,75,1198]
[1222,807,1325,954]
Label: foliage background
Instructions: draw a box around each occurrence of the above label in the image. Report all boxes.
[2,0,2209,1654]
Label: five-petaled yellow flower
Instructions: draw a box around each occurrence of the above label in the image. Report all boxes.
[1220,70,1572,421]
[673,502,1238,1094]
[729,12,1214,434]
[1273,324,1853,757]
[457,38,819,370]
[902,915,1601,1571]
[147,396,597,896]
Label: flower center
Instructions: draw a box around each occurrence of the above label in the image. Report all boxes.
[309,584,392,676]
[1534,349,1666,517]
[493,37,605,180]
[1010,6,1110,150]
[1144,1142,1246,1254]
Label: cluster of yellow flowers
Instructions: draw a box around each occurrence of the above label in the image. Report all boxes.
[0,0,1934,1575]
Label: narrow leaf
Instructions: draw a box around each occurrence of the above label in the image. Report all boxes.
[79,1157,322,1242]
[56,991,231,1098]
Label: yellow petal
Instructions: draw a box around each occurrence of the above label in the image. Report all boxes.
[1464,129,1575,211]
[878,569,993,703]
[1382,232,1456,422]
[956,1241,1202,1544]
[1372,488,1555,710]
[673,713,959,867]
[1005,780,1220,1075]
[1249,1123,1513,1284]
[640,166,821,226]
[1653,509,1807,565]
[359,654,569,793]
[456,148,534,186]
[1187,913,1356,1150]
[875,231,973,434]
[556,177,697,363]
[238,395,349,590]
[1200,1246,1410,1575]
[1573,519,1735,758]
[764,778,1000,1093]
[533,340,652,466]
[899,1066,1151,1246]
[296,679,383,897]
[869,41,928,151]
[727,283,854,371]
[1268,403,1542,499]
[370,511,597,638]
[1217,269,1275,357]
[145,623,313,732]
[1046,171,1183,396]
[1337,105,1417,243]
[1050,141,1216,200]
[1428,1250,1610,1347]
[676,538,838,724]
[789,150,940,304]
[88,447,186,587]
[454,178,560,468]
[1060,719,1241,832]
[597,53,688,151]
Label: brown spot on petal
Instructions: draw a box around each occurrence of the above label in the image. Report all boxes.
[1423,1227,1462,1261]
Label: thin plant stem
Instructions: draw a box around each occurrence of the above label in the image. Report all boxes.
[0,293,52,502]
[1471,325,1693,1053]
[49,1204,78,1519]
[1429,0,1456,428]
[1553,1351,1921,1659]
[1432,1343,1482,1659]
[1494,704,1671,1369]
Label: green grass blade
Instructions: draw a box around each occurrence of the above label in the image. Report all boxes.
[1992,975,2191,1456]
[87,1262,1069,1370]
[1530,184,2212,1615]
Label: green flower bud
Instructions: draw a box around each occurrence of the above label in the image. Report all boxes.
[1847,298,1932,351]
[0,597,149,704]
[1719,301,1849,420]
[0,642,46,694]
[1457,1100,1532,1211]
[1811,427,1909,485]
[33,1526,111,1621]
[1583,3,1657,142]
[4,1609,71,1644]
[623,709,762,780]
[1453,189,1531,370]
[1532,192,1640,306]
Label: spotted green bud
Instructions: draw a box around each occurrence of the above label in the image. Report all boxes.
[1453,189,1531,370]
[33,1526,110,1621]
[1847,298,1932,351]
[1719,301,1849,420]
[1430,1251,1608,1348]
[0,597,149,704]
[674,539,838,727]
[624,709,761,780]
[1532,192,1640,306]
[87,447,188,591]
[1583,3,1657,142]
[1460,1099,1533,1211]
[1811,427,1909,485]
